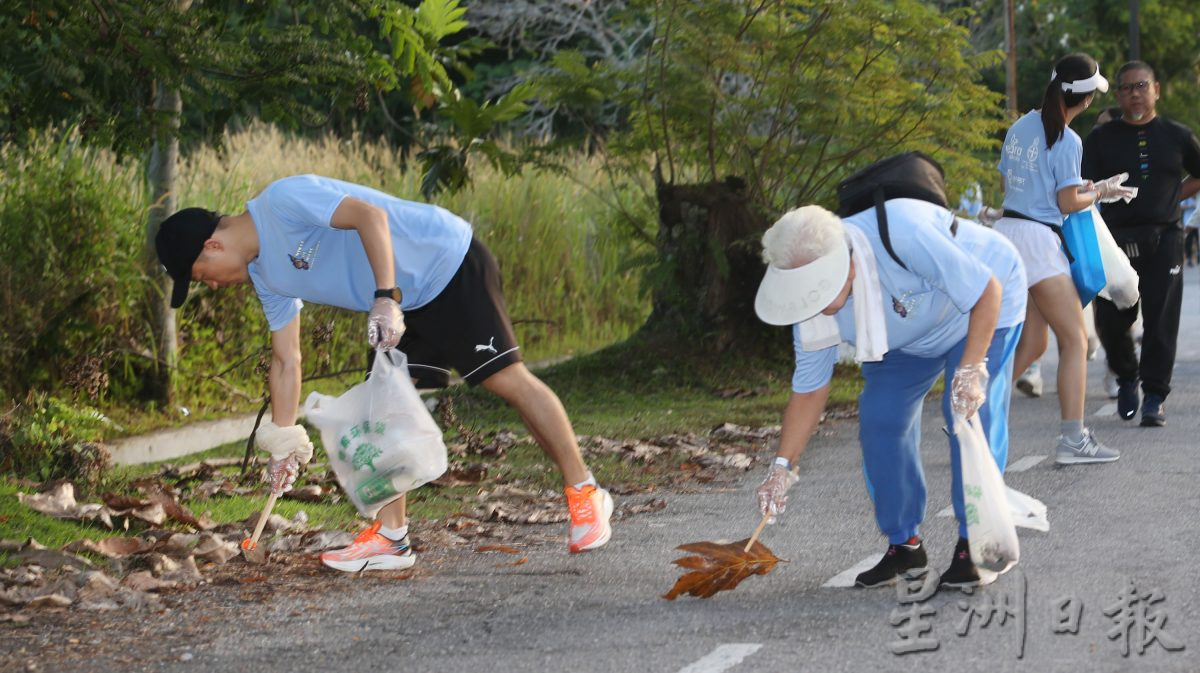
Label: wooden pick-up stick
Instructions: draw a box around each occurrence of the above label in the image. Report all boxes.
[744,511,772,552]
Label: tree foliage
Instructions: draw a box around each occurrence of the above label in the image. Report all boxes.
[0,0,475,154]
[543,0,1007,215]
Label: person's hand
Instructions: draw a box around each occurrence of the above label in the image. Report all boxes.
[267,455,299,494]
[755,462,799,524]
[951,361,989,419]
[256,421,314,492]
[977,206,1003,227]
[367,298,405,351]
[1092,172,1138,204]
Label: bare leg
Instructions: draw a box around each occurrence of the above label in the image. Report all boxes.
[480,362,589,485]
[376,495,407,529]
[1012,292,1049,378]
[1028,275,1088,420]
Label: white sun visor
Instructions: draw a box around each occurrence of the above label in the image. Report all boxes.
[1055,66,1109,94]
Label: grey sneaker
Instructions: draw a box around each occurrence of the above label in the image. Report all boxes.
[1055,429,1120,465]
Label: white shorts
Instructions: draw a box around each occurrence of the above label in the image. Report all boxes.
[994,217,1070,288]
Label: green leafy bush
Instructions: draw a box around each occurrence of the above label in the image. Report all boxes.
[0,128,146,401]
[0,393,112,486]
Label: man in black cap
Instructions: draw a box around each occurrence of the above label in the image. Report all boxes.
[156,175,613,571]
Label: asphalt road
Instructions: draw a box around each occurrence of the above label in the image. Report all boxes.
[12,268,1200,673]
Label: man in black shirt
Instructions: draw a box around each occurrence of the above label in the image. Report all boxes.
[1082,61,1200,427]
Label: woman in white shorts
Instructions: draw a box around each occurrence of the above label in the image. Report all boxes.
[995,53,1126,465]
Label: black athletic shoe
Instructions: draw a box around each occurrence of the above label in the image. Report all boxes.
[1140,394,1166,427]
[939,537,997,589]
[854,539,927,588]
[1117,380,1139,421]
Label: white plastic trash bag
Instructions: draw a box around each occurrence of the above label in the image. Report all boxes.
[955,413,1019,573]
[1092,205,1140,310]
[1006,487,1049,532]
[303,350,448,518]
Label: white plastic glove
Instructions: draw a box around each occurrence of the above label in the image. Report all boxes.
[1091,173,1139,204]
[256,421,314,493]
[951,361,989,419]
[755,462,799,524]
[267,455,299,494]
[367,298,405,351]
[977,206,1003,227]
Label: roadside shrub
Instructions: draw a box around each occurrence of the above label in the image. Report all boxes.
[0,393,112,487]
[0,128,145,401]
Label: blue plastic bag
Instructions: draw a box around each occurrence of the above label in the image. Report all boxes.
[1062,209,1107,306]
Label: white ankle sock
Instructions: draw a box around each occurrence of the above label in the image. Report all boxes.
[572,473,597,491]
[378,525,408,541]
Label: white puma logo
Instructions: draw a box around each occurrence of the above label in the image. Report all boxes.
[475,336,497,354]
[1169,265,1182,275]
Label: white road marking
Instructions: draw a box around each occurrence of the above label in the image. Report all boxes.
[677,644,763,673]
[822,555,880,588]
[1095,402,1117,417]
[1007,455,1047,472]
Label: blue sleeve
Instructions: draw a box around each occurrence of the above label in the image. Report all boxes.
[1052,132,1085,192]
[791,324,838,393]
[257,289,303,332]
[267,175,347,229]
[886,203,992,314]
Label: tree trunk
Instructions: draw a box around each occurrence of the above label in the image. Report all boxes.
[644,176,775,351]
[143,79,182,407]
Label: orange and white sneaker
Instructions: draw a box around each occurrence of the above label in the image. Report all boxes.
[565,484,613,553]
[320,522,416,572]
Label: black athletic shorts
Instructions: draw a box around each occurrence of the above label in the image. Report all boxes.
[371,237,521,388]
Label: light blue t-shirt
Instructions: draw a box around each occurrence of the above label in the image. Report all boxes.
[950,218,1026,331]
[789,199,1003,393]
[246,175,473,331]
[997,110,1085,225]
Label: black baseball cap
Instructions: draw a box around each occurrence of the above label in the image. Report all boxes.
[155,208,221,308]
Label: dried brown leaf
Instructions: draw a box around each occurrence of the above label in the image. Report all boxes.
[474,544,521,554]
[662,538,780,600]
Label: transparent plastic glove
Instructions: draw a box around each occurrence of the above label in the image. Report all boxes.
[951,361,989,419]
[267,455,299,494]
[367,298,406,351]
[1092,172,1139,204]
[977,206,1003,227]
[255,421,314,465]
[755,463,799,524]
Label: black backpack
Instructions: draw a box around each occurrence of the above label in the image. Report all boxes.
[835,151,955,270]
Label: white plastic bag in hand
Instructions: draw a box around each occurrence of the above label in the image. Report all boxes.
[303,350,447,518]
[1091,205,1140,309]
[955,413,1019,573]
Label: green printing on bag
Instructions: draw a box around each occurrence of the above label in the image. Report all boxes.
[356,472,401,505]
[352,443,383,472]
[337,420,389,461]
[964,503,979,527]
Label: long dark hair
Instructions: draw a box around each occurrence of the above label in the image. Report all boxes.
[1041,53,1101,150]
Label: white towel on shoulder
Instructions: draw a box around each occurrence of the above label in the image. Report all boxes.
[798,223,889,362]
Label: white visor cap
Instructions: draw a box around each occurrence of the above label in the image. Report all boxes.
[754,207,851,326]
[1055,65,1109,94]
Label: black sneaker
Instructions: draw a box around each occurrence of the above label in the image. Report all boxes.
[939,537,998,589]
[1117,380,1139,421]
[854,538,927,588]
[1141,394,1166,427]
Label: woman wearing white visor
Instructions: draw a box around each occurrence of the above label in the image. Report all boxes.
[994,53,1131,465]
[752,201,1026,589]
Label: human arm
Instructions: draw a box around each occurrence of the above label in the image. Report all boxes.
[1182,177,1200,201]
[950,276,1001,418]
[255,315,312,492]
[329,197,404,349]
[756,385,829,521]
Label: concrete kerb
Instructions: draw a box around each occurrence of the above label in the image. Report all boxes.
[107,354,576,466]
